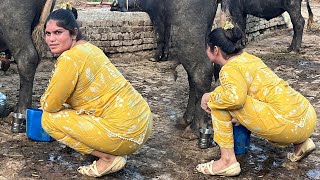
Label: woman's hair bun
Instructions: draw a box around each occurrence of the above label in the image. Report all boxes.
[224,25,243,43]
[207,22,245,55]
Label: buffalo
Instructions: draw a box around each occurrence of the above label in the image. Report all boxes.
[221,0,314,52]
[166,0,220,137]
[110,0,170,61]
[0,0,55,132]
[112,0,220,137]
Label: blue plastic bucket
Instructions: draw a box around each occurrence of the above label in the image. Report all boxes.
[26,108,54,142]
[233,124,251,155]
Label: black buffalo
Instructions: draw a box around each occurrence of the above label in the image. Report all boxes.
[166,0,220,137]
[111,0,170,61]
[112,0,220,137]
[0,0,55,131]
[111,0,221,137]
[221,0,314,52]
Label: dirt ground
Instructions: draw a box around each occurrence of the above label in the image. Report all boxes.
[1,2,320,180]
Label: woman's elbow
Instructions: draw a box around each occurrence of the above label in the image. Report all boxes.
[233,94,246,107]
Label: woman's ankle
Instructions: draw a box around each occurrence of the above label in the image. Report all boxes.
[90,150,116,160]
[293,141,305,155]
[222,157,237,164]
[220,148,237,164]
[100,155,116,163]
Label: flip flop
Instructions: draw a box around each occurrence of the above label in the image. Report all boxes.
[77,156,127,177]
[196,160,241,176]
[287,138,316,162]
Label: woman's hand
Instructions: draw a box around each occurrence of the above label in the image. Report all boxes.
[201,93,211,114]
[232,118,241,126]
[63,103,72,109]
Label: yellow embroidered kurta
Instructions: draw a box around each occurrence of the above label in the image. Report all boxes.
[40,42,152,155]
[207,52,316,148]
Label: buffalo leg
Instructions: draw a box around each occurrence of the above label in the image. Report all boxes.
[162,18,171,60]
[181,61,214,136]
[287,4,305,52]
[15,48,39,113]
[5,33,39,115]
[149,13,167,61]
[181,73,196,126]
[189,64,214,136]
[306,0,314,30]
[118,0,128,12]
[170,0,217,137]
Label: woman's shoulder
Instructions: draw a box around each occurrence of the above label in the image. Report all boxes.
[228,52,262,64]
[73,41,103,55]
[59,42,91,58]
[58,49,79,61]
[222,52,264,71]
[241,52,261,60]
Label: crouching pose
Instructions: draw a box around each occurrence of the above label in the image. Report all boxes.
[197,22,317,176]
[41,9,152,177]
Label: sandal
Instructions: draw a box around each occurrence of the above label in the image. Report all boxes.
[196,160,241,176]
[77,156,127,177]
[287,138,316,162]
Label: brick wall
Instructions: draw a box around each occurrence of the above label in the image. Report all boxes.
[78,10,156,54]
[76,8,286,57]
[245,15,286,42]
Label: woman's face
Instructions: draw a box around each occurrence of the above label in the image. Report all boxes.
[45,20,75,55]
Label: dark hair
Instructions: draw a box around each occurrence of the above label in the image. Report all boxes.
[44,9,84,40]
[207,26,243,57]
[71,7,78,19]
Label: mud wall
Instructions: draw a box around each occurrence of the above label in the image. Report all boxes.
[76,9,287,57]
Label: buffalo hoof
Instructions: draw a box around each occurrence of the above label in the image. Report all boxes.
[154,51,169,62]
[120,8,128,12]
[151,55,163,62]
[0,58,10,72]
[160,53,169,61]
[175,115,192,129]
[287,49,300,54]
[149,56,162,62]
[180,125,198,140]
[110,7,118,11]
[149,57,157,62]
[287,46,300,54]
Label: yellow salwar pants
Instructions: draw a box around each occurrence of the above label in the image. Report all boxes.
[211,95,317,148]
[42,109,152,155]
